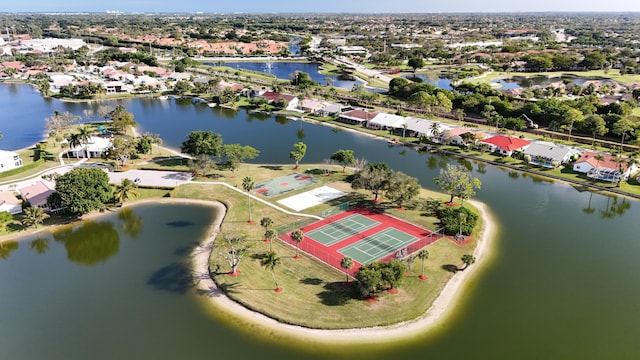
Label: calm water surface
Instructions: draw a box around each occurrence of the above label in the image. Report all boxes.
[2,83,640,359]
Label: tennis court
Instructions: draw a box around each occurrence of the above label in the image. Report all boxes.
[338,228,418,264]
[279,208,440,276]
[305,214,380,246]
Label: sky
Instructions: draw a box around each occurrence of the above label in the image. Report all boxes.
[4,0,640,14]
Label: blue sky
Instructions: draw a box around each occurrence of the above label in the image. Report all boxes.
[5,0,640,13]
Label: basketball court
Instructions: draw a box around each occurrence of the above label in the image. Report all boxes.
[253,173,318,197]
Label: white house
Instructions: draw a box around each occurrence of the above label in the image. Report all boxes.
[0,150,23,173]
[367,113,406,131]
[0,190,22,214]
[523,142,579,168]
[66,136,112,159]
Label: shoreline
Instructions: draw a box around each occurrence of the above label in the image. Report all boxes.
[192,198,496,343]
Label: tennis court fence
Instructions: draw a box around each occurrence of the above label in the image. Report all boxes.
[386,227,445,263]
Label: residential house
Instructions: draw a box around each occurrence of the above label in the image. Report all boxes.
[367,112,406,131]
[298,99,326,114]
[523,141,579,168]
[0,190,22,214]
[260,92,298,109]
[0,150,23,173]
[66,136,112,159]
[478,135,531,156]
[440,128,475,146]
[18,181,56,211]
[573,151,637,182]
[404,117,435,138]
[337,109,379,126]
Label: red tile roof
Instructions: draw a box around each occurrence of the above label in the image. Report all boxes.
[575,151,628,171]
[480,135,531,151]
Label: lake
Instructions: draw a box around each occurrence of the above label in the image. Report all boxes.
[216,61,364,90]
[2,83,640,359]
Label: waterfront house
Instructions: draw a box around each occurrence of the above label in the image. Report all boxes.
[478,135,531,156]
[573,151,637,182]
[0,150,23,173]
[18,181,55,211]
[404,117,435,138]
[367,112,406,131]
[337,109,379,126]
[0,190,22,215]
[260,92,298,108]
[523,141,579,168]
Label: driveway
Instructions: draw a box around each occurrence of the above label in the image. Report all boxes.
[108,170,192,188]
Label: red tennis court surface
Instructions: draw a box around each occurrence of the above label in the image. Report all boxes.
[279,208,445,276]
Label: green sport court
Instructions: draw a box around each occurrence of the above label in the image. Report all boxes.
[305,214,380,246]
[338,228,418,264]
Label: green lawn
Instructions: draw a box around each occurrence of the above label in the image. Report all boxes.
[169,164,479,329]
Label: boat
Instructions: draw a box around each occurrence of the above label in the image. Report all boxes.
[207,103,217,108]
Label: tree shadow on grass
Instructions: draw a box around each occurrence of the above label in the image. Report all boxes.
[300,277,324,285]
[316,281,357,306]
[442,264,460,273]
[260,165,283,171]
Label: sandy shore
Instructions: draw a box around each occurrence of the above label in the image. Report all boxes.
[192,198,496,343]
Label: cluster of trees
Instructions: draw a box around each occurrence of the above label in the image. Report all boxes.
[180,130,260,176]
[434,164,482,205]
[354,260,407,298]
[351,162,421,208]
[388,77,453,113]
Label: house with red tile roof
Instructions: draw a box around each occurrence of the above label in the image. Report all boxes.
[573,151,637,182]
[478,135,531,156]
[337,109,380,125]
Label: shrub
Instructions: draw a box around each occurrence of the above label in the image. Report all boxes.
[437,206,478,236]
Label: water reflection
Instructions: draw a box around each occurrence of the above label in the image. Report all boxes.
[600,196,631,219]
[0,240,18,260]
[118,207,143,238]
[53,220,120,266]
[29,237,50,255]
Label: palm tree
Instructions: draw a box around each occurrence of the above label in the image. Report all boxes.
[114,178,140,205]
[461,254,476,270]
[67,133,82,158]
[264,229,277,252]
[77,126,93,156]
[593,154,605,181]
[241,176,255,223]
[260,217,274,241]
[291,229,304,259]
[417,249,429,280]
[21,207,49,228]
[261,251,282,292]
[340,256,354,284]
[430,122,441,141]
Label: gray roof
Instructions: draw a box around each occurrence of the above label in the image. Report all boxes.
[523,142,577,162]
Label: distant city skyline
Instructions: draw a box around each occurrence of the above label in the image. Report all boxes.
[4,0,640,14]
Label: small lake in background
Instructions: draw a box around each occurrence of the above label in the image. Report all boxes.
[216,61,364,90]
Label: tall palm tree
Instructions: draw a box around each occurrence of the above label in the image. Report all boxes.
[241,176,255,223]
[430,122,441,141]
[261,251,282,292]
[264,229,277,252]
[260,217,274,242]
[67,133,82,158]
[417,249,429,280]
[458,212,467,237]
[340,256,354,283]
[593,154,605,181]
[461,254,476,270]
[77,126,93,157]
[291,229,304,259]
[114,178,140,205]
